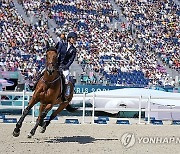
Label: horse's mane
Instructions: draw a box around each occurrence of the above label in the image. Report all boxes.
[46,46,57,53]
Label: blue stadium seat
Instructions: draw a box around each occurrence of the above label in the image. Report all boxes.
[117,80,122,84]
[176,10,180,16]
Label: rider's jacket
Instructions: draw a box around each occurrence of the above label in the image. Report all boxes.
[56,41,77,70]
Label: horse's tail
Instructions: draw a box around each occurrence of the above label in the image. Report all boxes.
[66,104,78,112]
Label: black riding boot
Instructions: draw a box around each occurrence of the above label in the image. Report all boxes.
[61,74,68,103]
[32,72,44,91]
[62,83,71,103]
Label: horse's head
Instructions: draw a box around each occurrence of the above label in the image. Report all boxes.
[46,47,58,76]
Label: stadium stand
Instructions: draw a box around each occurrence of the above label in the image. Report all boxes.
[0,0,54,84]
[115,0,180,72]
[0,0,179,88]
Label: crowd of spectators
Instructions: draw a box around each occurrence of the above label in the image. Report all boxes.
[50,0,118,25]
[47,0,172,86]
[18,0,50,28]
[0,0,54,83]
[115,0,180,72]
[44,0,119,85]
[0,0,179,87]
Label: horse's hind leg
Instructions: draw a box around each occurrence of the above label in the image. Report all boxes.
[13,98,37,137]
[40,103,68,133]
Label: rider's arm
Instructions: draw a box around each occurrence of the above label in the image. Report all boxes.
[55,42,59,49]
[56,41,64,51]
[65,48,77,69]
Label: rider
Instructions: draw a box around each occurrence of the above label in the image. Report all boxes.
[56,31,78,103]
[32,31,78,103]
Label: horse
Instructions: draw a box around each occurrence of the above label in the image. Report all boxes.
[13,47,76,138]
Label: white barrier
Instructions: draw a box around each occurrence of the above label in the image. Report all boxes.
[83,92,180,124]
[0,90,180,124]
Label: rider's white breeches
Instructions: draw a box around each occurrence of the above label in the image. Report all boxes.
[63,70,70,84]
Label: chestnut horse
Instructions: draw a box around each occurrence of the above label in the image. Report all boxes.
[13,47,75,138]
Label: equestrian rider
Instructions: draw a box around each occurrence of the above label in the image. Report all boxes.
[56,31,78,102]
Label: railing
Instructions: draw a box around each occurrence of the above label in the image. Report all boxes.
[0,90,180,124]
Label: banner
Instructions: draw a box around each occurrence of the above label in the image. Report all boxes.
[1,71,19,79]
[74,85,127,94]
[74,85,180,94]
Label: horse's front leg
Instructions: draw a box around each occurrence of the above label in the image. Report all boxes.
[13,97,38,137]
[40,102,68,133]
[27,103,46,138]
[27,118,39,138]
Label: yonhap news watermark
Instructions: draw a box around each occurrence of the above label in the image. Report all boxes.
[121,132,180,148]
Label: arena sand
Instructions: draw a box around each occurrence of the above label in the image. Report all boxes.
[0,117,180,154]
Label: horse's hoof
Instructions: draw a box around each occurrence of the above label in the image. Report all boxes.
[39,127,46,133]
[27,133,33,138]
[13,129,20,137]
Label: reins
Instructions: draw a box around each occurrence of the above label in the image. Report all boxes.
[41,75,61,85]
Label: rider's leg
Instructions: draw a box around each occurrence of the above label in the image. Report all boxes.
[62,69,70,103]
[32,68,45,91]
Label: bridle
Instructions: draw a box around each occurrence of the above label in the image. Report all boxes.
[46,62,58,75]
[42,62,62,86]
[45,50,58,76]
[43,51,61,85]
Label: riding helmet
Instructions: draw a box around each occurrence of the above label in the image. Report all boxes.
[67,32,78,40]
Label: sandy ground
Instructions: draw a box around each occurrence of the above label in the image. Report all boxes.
[0,116,180,154]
